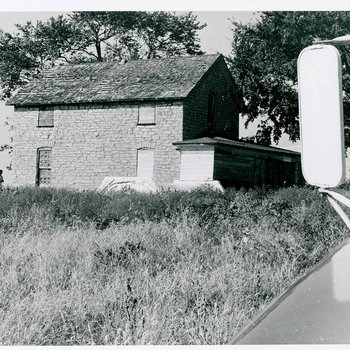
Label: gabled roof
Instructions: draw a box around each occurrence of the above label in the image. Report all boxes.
[8,54,223,106]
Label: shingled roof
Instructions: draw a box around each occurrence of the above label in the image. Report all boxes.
[8,54,223,106]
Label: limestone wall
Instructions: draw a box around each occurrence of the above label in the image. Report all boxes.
[11,101,183,190]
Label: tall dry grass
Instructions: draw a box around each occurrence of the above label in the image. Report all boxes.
[0,185,348,344]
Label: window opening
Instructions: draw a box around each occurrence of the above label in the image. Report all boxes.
[138,106,155,124]
[137,148,154,179]
[208,93,215,132]
[36,148,52,186]
[38,106,54,127]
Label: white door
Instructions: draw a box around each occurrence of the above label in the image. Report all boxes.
[137,149,154,179]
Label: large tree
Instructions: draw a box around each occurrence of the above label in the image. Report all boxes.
[229,11,350,146]
[0,11,205,99]
[0,16,80,98]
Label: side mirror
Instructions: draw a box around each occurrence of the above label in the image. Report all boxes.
[298,44,345,188]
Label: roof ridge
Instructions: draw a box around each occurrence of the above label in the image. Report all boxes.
[54,53,222,68]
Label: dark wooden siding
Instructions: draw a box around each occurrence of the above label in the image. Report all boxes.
[213,147,303,188]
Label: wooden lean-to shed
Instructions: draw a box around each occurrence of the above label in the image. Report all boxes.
[173,137,303,188]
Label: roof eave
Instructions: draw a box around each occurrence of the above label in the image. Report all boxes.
[8,96,186,107]
[173,137,300,156]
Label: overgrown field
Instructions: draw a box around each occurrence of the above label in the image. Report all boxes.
[0,185,349,345]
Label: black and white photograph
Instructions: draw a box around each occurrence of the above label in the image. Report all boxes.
[0,0,350,346]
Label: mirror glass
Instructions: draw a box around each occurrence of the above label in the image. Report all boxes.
[298,45,345,188]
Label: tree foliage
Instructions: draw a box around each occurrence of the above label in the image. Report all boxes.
[0,11,205,98]
[103,11,206,60]
[229,11,350,146]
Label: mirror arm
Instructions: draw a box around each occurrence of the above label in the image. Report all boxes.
[319,188,350,231]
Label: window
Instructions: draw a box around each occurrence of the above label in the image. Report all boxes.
[137,148,154,179]
[138,106,155,125]
[36,148,52,186]
[38,106,54,127]
[208,92,215,132]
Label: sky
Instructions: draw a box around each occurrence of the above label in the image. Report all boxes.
[0,0,348,11]
[0,11,257,56]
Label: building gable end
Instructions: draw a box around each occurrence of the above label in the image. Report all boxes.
[185,55,241,107]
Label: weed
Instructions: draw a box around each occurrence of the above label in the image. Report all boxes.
[0,185,349,344]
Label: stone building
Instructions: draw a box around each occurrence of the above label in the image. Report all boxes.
[8,54,242,189]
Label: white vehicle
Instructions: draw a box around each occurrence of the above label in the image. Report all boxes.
[232,38,350,344]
